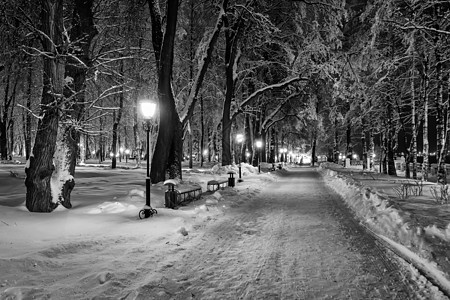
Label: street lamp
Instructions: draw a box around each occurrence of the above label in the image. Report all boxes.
[125,149,130,163]
[139,100,157,219]
[256,140,262,173]
[236,134,244,182]
[119,147,124,162]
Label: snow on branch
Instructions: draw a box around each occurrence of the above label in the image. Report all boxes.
[389,21,450,37]
[16,104,43,120]
[261,93,300,130]
[289,0,344,12]
[232,76,308,119]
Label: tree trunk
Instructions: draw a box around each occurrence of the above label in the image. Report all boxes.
[200,96,205,167]
[111,120,118,169]
[252,114,261,167]
[369,127,375,170]
[24,65,33,159]
[245,114,253,163]
[150,0,183,182]
[25,0,64,212]
[422,58,430,181]
[435,47,446,184]
[261,128,267,163]
[311,132,317,167]
[188,122,193,169]
[221,5,243,166]
[54,0,97,208]
[0,67,11,160]
[346,123,352,166]
[333,117,339,163]
[362,119,367,170]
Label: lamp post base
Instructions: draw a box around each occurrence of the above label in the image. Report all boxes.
[139,177,157,219]
[139,205,158,219]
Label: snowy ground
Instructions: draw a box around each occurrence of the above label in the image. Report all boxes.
[0,159,449,299]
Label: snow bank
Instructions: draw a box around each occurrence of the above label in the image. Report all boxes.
[320,166,425,251]
[319,163,450,286]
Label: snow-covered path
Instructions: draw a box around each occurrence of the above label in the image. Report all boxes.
[132,167,432,299]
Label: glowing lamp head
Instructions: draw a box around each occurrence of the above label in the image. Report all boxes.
[236,134,244,143]
[256,140,262,148]
[140,101,157,120]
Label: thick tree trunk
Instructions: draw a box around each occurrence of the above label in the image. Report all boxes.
[25,0,64,212]
[221,28,236,165]
[221,5,243,166]
[55,0,97,208]
[150,0,183,182]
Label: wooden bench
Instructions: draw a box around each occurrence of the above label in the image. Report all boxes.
[207,179,228,191]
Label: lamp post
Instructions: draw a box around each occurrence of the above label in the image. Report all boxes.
[256,140,262,173]
[139,100,157,219]
[236,134,244,182]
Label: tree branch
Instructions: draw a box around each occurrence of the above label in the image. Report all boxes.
[232,76,308,119]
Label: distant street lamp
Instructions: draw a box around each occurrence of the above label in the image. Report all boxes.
[236,134,244,182]
[139,100,157,219]
[125,149,130,163]
[256,140,263,173]
[119,147,124,162]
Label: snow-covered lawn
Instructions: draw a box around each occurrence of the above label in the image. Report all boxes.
[0,161,274,299]
[1,160,450,298]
